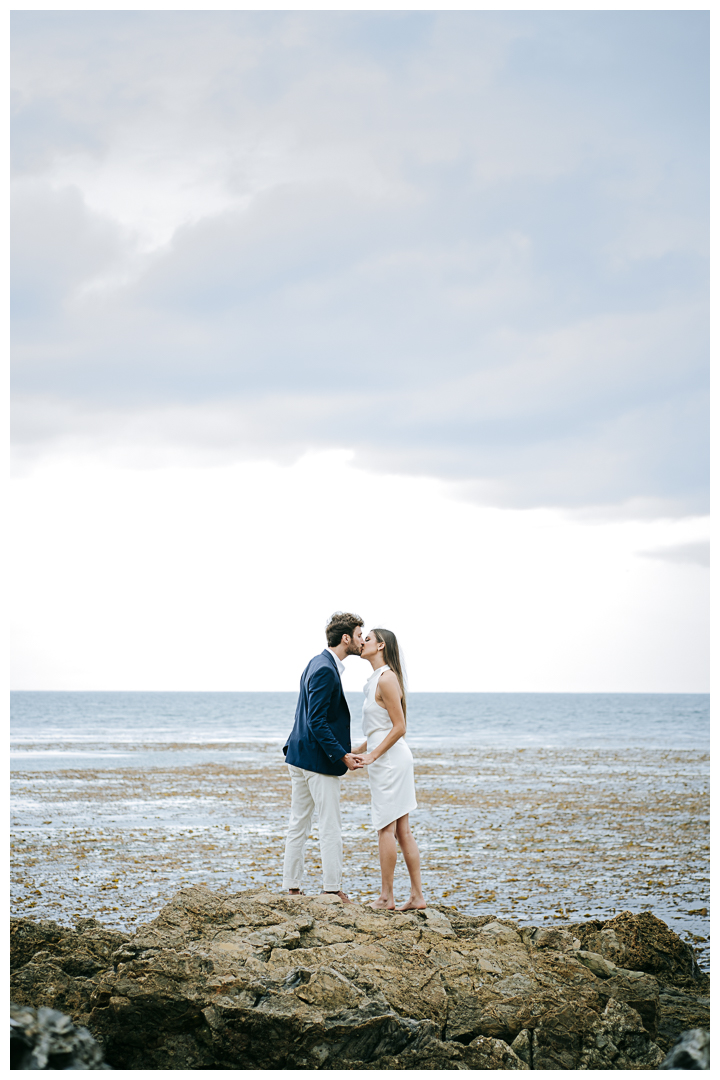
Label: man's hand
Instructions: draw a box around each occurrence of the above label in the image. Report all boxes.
[342,753,365,771]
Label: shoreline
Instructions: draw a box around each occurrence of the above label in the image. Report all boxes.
[11,742,710,971]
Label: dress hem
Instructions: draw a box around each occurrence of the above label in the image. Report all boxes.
[372,801,418,831]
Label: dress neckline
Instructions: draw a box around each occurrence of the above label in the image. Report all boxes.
[365,665,389,691]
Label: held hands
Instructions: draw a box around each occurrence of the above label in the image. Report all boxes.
[349,742,375,768]
[342,752,366,771]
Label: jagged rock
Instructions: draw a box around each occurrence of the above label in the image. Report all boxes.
[10,917,125,978]
[10,1001,110,1069]
[576,949,620,979]
[655,986,711,1053]
[658,1027,710,1069]
[347,1032,530,1069]
[568,911,703,987]
[510,1027,532,1065]
[521,926,581,953]
[9,887,709,1070]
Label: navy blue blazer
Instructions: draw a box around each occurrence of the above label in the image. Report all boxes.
[283,650,351,776]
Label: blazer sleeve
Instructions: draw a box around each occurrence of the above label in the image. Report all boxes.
[306,665,349,764]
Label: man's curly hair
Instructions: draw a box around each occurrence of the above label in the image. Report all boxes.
[325,611,364,647]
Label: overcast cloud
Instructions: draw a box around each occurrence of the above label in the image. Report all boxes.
[11,11,709,514]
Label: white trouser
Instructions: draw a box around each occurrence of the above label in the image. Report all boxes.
[282,764,343,892]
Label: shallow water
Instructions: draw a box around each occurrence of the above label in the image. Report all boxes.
[10,692,709,970]
[10,689,708,751]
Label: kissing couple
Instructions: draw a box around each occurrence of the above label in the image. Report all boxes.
[282,611,425,911]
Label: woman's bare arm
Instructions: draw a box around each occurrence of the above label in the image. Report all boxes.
[359,672,406,763]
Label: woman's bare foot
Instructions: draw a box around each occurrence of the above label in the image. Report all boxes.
[368,897,395,910]
[399,897,426,911]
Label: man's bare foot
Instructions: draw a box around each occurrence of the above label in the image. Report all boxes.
[368,897,395,910]
[399,898,426,911]
[287,888,304,895]
[322,890,354,904]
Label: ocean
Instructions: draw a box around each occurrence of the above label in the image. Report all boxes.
[10,690,710,969]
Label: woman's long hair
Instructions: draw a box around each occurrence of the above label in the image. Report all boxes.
[373,628,407,719]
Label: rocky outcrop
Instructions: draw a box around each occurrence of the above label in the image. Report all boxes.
[10,887,709,1070]
[10,1002,110,1070]
[567,911,704,987]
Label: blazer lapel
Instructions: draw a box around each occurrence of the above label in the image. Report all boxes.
[322,649,342,679]
[323,649,350,715]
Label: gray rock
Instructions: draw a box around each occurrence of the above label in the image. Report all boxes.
[576,949,620,979]
[658,1028,710,1070]
[656,986,711,1053]
[10,1001,110,1070]
[510,1027,532,1066]
[522,925,580,953]
[413,907,454,937]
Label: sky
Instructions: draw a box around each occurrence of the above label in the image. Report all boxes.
[10,9,709,693]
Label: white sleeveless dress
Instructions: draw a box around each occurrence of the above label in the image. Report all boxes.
[362,665,417,831]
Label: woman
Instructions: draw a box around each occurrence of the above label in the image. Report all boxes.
[353,628,426,911]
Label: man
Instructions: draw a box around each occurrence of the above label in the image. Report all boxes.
[282,612,365,903]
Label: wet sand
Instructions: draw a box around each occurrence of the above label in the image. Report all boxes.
[10,742,709,970]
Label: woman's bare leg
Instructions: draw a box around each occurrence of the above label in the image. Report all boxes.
[369,822,397,909]
[395,815,426,910]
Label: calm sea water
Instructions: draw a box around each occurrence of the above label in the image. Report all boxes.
[10,691,709,767]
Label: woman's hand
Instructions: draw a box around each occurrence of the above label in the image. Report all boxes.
[342,752,365,771]
[357,751,376,766]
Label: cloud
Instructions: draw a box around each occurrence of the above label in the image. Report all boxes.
[11,11,709,515]
[639,541,709,568]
